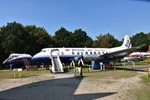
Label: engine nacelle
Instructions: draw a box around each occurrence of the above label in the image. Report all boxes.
[74,56,82,62]
[82,54,102,62]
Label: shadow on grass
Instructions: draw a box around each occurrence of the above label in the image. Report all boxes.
[116,65,150,72]
[0,74,117,100]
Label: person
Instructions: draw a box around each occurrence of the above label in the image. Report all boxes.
[100,62,103,71]
[9,64,12,70]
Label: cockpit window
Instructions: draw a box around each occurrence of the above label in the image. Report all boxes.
[41,50,46,52]
[10,55,19,58]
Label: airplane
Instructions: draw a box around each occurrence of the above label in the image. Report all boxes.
[31,35,145,68]
[121,45,150,62]
[3,53,32,69]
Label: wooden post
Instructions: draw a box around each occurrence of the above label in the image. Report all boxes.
[19,72,22,78]
[146,69,149,77]
[14,72,16,78]
[80,66,83,76]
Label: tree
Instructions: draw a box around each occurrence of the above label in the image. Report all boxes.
[131,32,148,51]
[71,29,93,47]
[1,22,52,56]
[0,22,53,69]
[93,33,121,48]
[53,27,72,47]
[24,25,53,55]
[0,27,6,69]
[1,22,26,53]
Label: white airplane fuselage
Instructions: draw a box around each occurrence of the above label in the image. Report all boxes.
[32,47,129,65]
[32,35,135,66]
[122,46,150,62]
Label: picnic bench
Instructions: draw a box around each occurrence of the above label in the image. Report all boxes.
[25,65,38,71]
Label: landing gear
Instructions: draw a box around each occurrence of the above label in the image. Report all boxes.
[70,59,83,77]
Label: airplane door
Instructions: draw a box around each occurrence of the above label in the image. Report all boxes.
[51,49,59,56]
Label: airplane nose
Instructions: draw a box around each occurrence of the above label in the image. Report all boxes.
[32,53,41,59]
[32,55,39,60]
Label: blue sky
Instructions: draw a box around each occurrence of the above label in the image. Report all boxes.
[0,0,150,40]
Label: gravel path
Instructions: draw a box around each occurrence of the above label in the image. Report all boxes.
[0,72,144,100]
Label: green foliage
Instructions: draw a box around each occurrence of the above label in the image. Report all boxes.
[53,28,93,47]
[93,33,121,48]
[53,27,72,47]
[131,32,149,51]
[1,22,53,55]
[0,21,150,69]
[0,22,53,69]
[71,29,93,47]
[1,22,25,53]
[24,25,53,55]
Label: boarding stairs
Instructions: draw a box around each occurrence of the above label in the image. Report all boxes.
[50,49,64,73]
[22,58,38,70]
[23,58,31,66]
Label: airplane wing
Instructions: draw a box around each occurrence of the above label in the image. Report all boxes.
[99,44,146,59]
[82,44,146,61]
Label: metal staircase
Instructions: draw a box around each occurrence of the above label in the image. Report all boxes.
[22,58,31,66]
[50,49,64,73]
[22,58,38,70]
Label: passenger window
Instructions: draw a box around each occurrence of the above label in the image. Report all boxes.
[72,52,74,55]
[98,52,100,54]
[90,52,92,55]
[85,52,88,54]
[77,52,79,55]
[81,52,83,55]
[94,52,96,54]
[61,52,64,55]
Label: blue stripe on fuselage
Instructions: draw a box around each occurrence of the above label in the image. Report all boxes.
[31,56,77,65]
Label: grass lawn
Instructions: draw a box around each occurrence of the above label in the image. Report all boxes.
[0,68,50,79]
[133,76,150,100]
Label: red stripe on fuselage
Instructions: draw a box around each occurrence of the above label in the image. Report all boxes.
[9,58,31,62]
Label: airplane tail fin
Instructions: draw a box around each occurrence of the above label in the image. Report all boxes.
[147,45,150,53]
[121,35,131,49]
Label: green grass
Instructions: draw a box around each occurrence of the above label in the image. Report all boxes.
[84,70,138,79]
[141,76,150,84]
[0,68,50,79]
[131,76,150,100]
